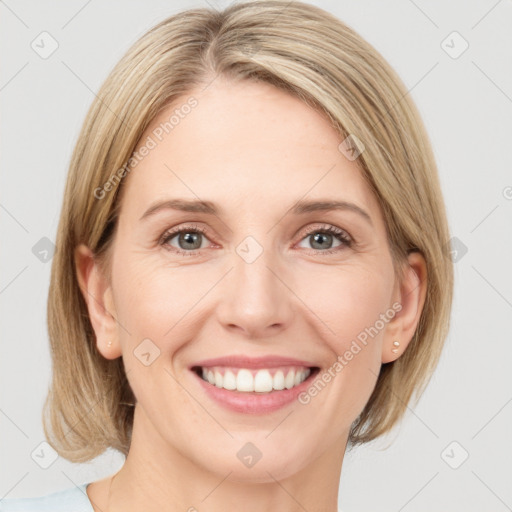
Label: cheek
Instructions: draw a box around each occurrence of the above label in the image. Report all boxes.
[111,252,218,396]
[112,251,206,336]
[292,267,391,428]
[295,261,393,351]
[110,254,204,412]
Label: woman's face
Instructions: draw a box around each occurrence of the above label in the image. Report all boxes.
[89,77,417,482]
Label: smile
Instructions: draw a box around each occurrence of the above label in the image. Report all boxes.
[194,365,314,393]
[190,363,320,414]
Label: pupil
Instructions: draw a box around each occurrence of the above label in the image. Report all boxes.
[311,233,332,250]
[180,232,201,249]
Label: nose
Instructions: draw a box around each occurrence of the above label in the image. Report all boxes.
[215,247,295,338]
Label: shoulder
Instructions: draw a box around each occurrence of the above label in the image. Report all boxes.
[0,483,94,512]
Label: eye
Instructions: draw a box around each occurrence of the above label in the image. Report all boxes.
[159,224,212,255]
[159,223,353,256]
[296,224,353,255]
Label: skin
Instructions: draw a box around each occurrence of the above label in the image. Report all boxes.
[76,76,427,512]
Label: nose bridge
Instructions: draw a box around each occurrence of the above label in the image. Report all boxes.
[234,233,282,310]
[216,231,293,336]
[236,236,276,297]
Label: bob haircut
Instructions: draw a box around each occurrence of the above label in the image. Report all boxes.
[43,0,454,462]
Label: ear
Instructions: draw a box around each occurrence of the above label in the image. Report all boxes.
[74,244,121,359]
[382,251,428,363]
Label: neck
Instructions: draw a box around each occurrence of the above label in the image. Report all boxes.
[106,405,347,512]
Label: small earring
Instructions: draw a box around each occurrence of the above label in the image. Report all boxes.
[107,340,112,347]
[391,340,400,353]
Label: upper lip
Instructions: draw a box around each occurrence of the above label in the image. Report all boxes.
[190,355,319,369]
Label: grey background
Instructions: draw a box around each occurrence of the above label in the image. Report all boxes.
[1,1,511,511]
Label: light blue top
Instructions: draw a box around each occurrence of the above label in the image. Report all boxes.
[0,483,94,511]
[0,483,346,511]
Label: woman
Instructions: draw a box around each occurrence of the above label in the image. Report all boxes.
[1,1,453,510]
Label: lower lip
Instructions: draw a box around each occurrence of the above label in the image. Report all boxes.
[191,368,318,414]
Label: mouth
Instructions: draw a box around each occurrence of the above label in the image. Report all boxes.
[191,365,320,393]
[188,355,321,413]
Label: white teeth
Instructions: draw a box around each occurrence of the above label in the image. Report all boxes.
[223,370,237,390]
[199,367,312,393]
[254,370,273,392]
[284,370,295,389]
[236,369,254,392]
[273,370,285,390]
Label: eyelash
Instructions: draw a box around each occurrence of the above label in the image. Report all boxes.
[159,223,353,257]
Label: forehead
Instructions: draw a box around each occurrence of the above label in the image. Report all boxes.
[119,77,380,220]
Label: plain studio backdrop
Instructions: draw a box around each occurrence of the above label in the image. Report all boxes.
[1,1,511,511]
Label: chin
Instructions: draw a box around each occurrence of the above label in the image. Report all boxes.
[193,437,315,483]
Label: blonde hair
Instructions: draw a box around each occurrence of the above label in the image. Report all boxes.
[43,0,453,462]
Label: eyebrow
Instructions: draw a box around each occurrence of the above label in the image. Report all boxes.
[139,198,373,226]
